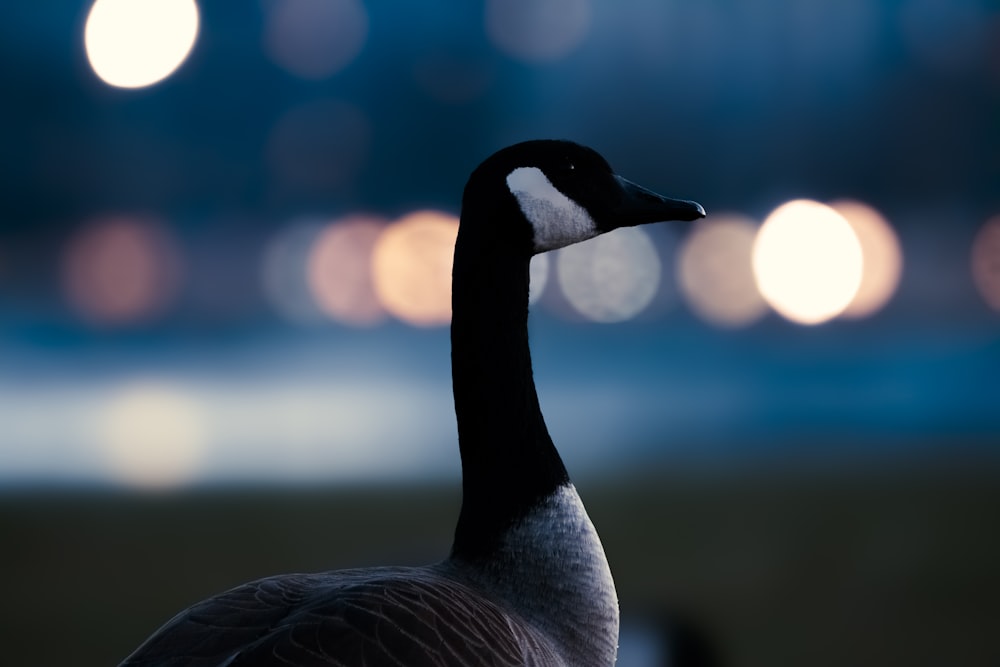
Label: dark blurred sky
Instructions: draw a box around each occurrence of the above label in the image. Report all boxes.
[0,1,998,486]
[3,2,998,225]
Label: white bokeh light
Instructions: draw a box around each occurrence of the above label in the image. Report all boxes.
[752,200,863,325]
[830,200,903,319]
[97,381,205,488]
[557,227,661,323]
[529,253,550,305]
[84,0,200,89]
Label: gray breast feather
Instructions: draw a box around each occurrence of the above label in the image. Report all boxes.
[119,566,565,667]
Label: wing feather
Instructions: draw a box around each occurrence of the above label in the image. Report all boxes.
[119,567,564,667]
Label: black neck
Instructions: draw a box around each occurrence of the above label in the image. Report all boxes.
[448,205,569,561]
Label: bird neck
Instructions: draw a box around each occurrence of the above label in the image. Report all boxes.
[448,221,569,561]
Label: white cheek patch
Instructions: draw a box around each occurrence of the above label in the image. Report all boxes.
[506,167,597,252]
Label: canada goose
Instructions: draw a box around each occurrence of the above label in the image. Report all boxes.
[119,140,705,667]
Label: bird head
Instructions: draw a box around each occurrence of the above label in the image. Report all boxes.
[462,139,705,255]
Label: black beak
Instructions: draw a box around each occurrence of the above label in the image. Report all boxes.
[612,175,706,227]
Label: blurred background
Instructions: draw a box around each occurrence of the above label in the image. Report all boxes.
[1,0,999,665]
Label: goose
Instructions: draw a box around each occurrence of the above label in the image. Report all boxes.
[119,139,705,667]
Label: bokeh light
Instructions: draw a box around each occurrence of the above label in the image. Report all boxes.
[677,214,767,328]
[971,215,1000,312]
[557,227,661,323]
[529,253,550,305]
[84,0,199,89]
[263,0,368,79]
[96,381,205,488]
[63,217,181,326]
[485,0,591,63]
[372,211,459,327]
[261,221,325,325]
[830,200,904,319]
[267,99,371,197]
[752,200,863,325]
[307,215,388,327]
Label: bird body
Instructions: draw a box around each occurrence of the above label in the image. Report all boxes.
[124,484,607,666]
[120,140,704,667]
